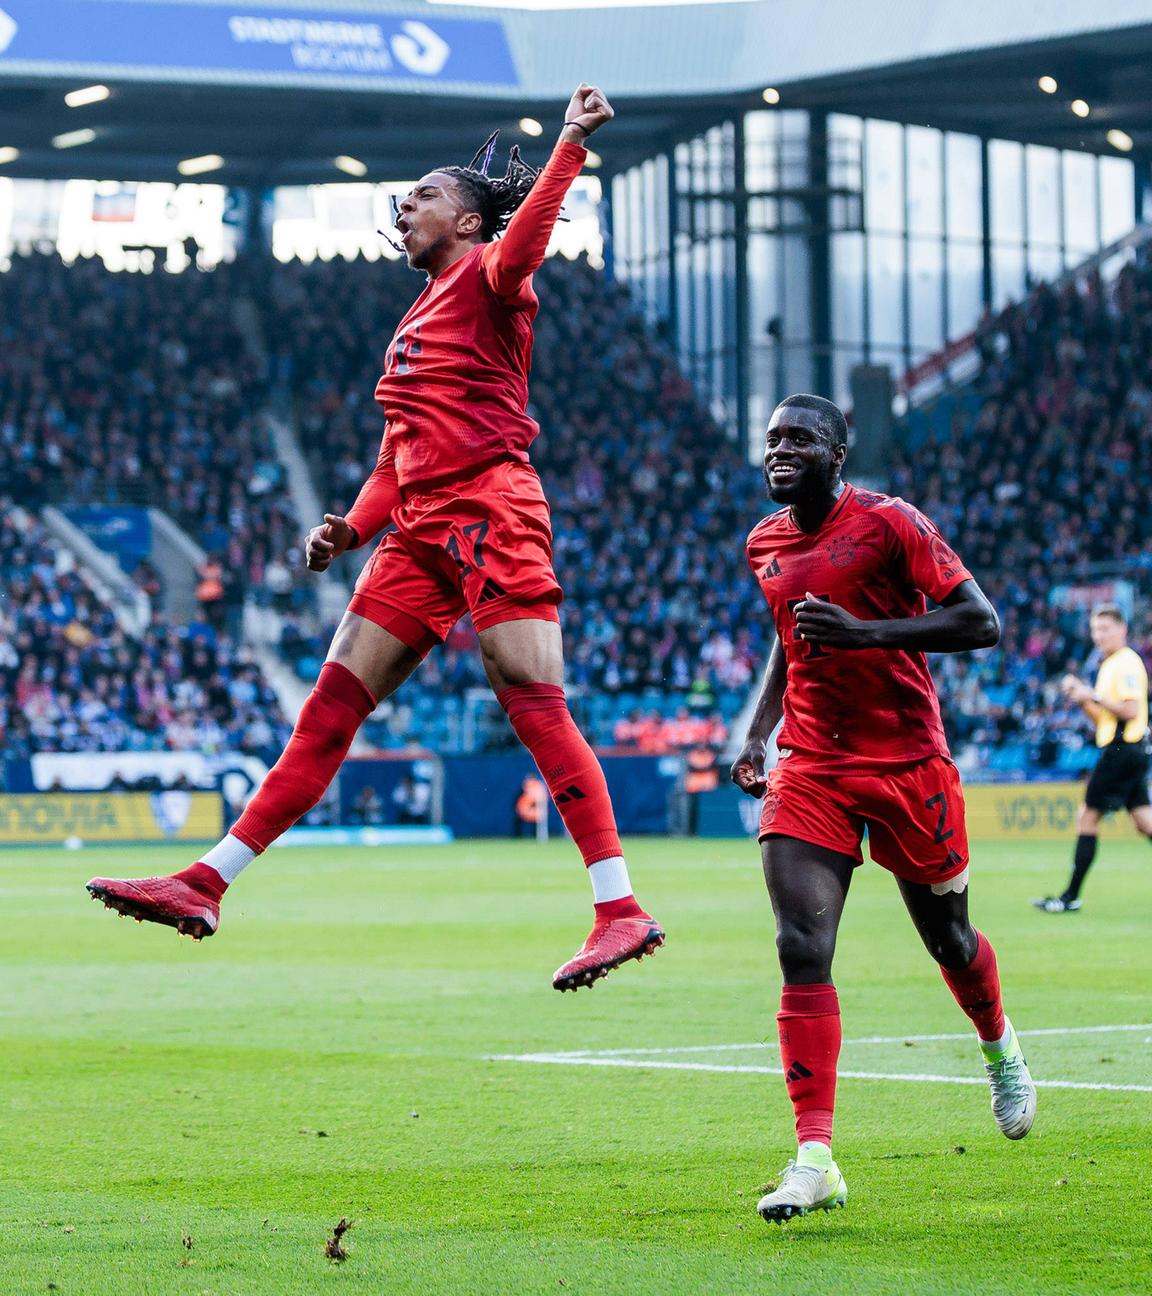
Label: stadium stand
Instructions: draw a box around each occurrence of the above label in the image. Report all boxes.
[9,241,1151,769]
[262,252,763,748]
[0,501,289,760]
[0,252,308,608]
[896,251,1152,777]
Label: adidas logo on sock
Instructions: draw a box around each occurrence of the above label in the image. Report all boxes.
[554,784,586,804]
[786,1061,814,1083]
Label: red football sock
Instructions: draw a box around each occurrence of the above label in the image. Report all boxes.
[172,862,228,902]
[231,661,377,852]
[592,895,646,920]
[497,683,624,867]
[778,983,841,1147]
[940,930,1005,1042]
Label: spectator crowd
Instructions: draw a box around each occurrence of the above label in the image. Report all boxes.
[6,237,1152,775]
[895,250,1152,775]
[0,251,309,607]
[261,252,765,746]
[0,504,289,761]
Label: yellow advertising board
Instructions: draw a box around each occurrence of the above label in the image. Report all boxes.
[963,781,1138,841]
[0,792,224,846]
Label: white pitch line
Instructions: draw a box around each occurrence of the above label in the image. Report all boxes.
[486,1054,1152,1093]
[510,1023,1152,1060]
[846,1023,1152,1045]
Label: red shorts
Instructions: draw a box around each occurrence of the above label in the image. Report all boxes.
[348,459,562,655]
[758,754,969,886]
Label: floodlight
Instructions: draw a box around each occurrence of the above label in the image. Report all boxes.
[334,155,368,177]
[65,85,110,108]
[177,154,225,175]
[52,129,96,149]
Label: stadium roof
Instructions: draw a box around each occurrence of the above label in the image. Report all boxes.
[1,0,1151,184]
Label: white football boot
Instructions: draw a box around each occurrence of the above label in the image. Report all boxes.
[757,1159,847,1223]
[981,1017,1037,1140]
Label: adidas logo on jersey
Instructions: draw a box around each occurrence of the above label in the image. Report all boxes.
[759,557,782,580]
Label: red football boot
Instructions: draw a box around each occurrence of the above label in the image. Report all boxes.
[86,865,222,941]
[552,913,665,992]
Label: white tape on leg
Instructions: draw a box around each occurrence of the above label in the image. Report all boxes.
[931,866,969,896]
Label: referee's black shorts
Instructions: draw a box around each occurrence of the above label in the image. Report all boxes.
[1084,739,1151,813]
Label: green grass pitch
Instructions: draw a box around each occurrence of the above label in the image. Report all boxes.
[1,836,1149,1295]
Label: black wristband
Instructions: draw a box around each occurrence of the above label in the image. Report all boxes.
[563,120,592,137]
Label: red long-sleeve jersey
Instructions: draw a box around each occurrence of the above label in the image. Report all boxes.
[345,140,586,548]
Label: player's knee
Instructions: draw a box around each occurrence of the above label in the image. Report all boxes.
[924,920,976,970]
[775,922,835,982]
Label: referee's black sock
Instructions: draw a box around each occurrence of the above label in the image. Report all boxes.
[1063,834,1098,902]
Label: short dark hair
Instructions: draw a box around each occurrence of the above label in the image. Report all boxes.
[1091,603,1127,625]
[776,393,848,447]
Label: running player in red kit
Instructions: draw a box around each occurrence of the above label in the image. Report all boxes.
[87,84,664,992]
[731,394,1035,1223]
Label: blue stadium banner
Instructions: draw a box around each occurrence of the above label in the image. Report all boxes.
[0,2,517,87]
[63,505,151,569]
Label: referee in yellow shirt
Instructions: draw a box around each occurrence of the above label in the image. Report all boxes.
[1035,603,1151,912]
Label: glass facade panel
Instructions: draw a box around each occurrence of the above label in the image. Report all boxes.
[1026,145,1061,250]
[865,119,904,233]
[744,110,779,191]
[906,126,943,238]
[945,133,982,239]
[992,241,1026,307]
[909,236,944,352]
[612,107,1137,456]
[1062,151,1097,257]
[831,230,866,346]
[1100,156,1136,245]
[828,113,864,190]
[947,239,984,337]
[989,139,1024,244]
[867,232,904,352]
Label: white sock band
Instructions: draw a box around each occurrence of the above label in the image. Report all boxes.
[979,1022,1013,1053]
[587,855,632,903]
[200,833,257,884]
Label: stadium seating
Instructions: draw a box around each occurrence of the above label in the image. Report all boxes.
[10,242,1151,769]
[896,252,1152,775]
[0,251,309,607]
[0,501,289,760]
[262,252,760,747]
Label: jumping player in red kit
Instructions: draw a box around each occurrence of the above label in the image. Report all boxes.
[87,84,664,992]
[731,394,1035,1223]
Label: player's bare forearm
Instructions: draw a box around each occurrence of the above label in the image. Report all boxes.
[794,579,1000,653]
[559,123,591,148]
[746,639,786,742]
[731,639,784,797]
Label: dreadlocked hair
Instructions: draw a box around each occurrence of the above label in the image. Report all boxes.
[439,133,541,241]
